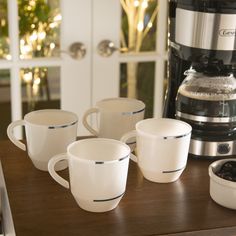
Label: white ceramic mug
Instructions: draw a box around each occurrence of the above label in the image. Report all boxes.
[82,97,145,140]
[121,118,192,183]
[7,109,78,171]
[48,138,130,213]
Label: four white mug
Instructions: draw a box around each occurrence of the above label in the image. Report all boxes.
[6,99,193,212]
[7,109,78,171]
[48,138,130,213]
[82,97,145,140]
[121,118,192,183]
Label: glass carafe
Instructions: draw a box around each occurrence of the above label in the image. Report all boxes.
[176,69,236,139]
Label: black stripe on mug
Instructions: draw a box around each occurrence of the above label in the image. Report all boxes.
[93,192,125,202]
[48,120,78,129]
[133,108,145,114]
[126,141,136,145]
[95,155,129,164]
[95,161,105,164]
[162,167,185,174]
[119,155,129,161]
[163,132,191,140]
[122,108,145,116]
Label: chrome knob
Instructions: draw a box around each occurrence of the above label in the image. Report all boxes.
[59,42,86,60]
[97,40,129,57]
[69,42,86,60]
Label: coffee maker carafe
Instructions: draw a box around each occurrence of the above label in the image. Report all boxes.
[176,67,236,158]
[164,0,236,158]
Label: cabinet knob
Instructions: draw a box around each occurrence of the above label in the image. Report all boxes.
[60,42,86,60]
[97,40,129,57]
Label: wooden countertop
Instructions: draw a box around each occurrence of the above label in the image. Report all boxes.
[0,139,236,236]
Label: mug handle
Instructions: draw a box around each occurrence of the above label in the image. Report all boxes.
[82,108,99,136]
[48,153,70,189]
[7,120,26,151]
[120,130,138,163]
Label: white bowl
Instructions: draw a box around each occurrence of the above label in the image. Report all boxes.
[209,158,236,210]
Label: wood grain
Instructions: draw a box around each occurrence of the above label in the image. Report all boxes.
[0,139,236,236]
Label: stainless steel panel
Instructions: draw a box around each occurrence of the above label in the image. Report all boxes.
[176,8,236,50]
[189,139,236,157]
[176,111,236,123]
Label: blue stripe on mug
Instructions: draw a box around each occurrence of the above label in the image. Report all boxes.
[93,192,125,202]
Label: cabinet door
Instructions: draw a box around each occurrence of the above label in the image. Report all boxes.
[0,0,91,138]
[0,0,168,139]
[92,0,168,118]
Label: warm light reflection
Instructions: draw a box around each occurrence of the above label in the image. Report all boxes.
[148,22,153,28]
[5,54,12,60]
[134,0,139,7]
[137,21,144,31]
[142,1,148,9]
[54,14,62,22]
[23,72,33,82]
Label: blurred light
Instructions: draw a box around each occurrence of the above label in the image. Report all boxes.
[20,39,25,45]
[5,54,12,60]
[32,83,39,95]
[142,1,148,9]
[31,24,35,29]
[54,14,62,22]
[50,43,56,49]
[30,32,38,41]
[22,45,32,53]
[23,72,33,82]
[134,0,139,7]
[1,19,6,27]
[38,31,46,40]
[148,22,153,28]
[29,0,36,6]
[137,21,144,31]
[49,22,57,28]
[34,77,41,85]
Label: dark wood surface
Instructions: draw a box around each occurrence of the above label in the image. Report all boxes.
[0,139,236,236]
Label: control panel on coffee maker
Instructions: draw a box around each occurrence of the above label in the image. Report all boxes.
[164,0,236,159]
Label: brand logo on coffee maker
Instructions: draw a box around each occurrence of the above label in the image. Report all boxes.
[219,29,236,37]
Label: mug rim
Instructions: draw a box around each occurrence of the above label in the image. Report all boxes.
[24,109,78,128]
[136,118,192,139]
[96,97,145,114]
[67,138,131,164]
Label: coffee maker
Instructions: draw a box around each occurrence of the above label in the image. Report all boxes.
[163,0,191,119]
[164,0,236,158]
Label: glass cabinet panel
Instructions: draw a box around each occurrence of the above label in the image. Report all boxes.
[0,0,10,59]
[120,61,155,118]
[18,0,61,59]
[21,66,60,115]
[120,0,157,53]
[0,69,11,139]
[119,0,159,117]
